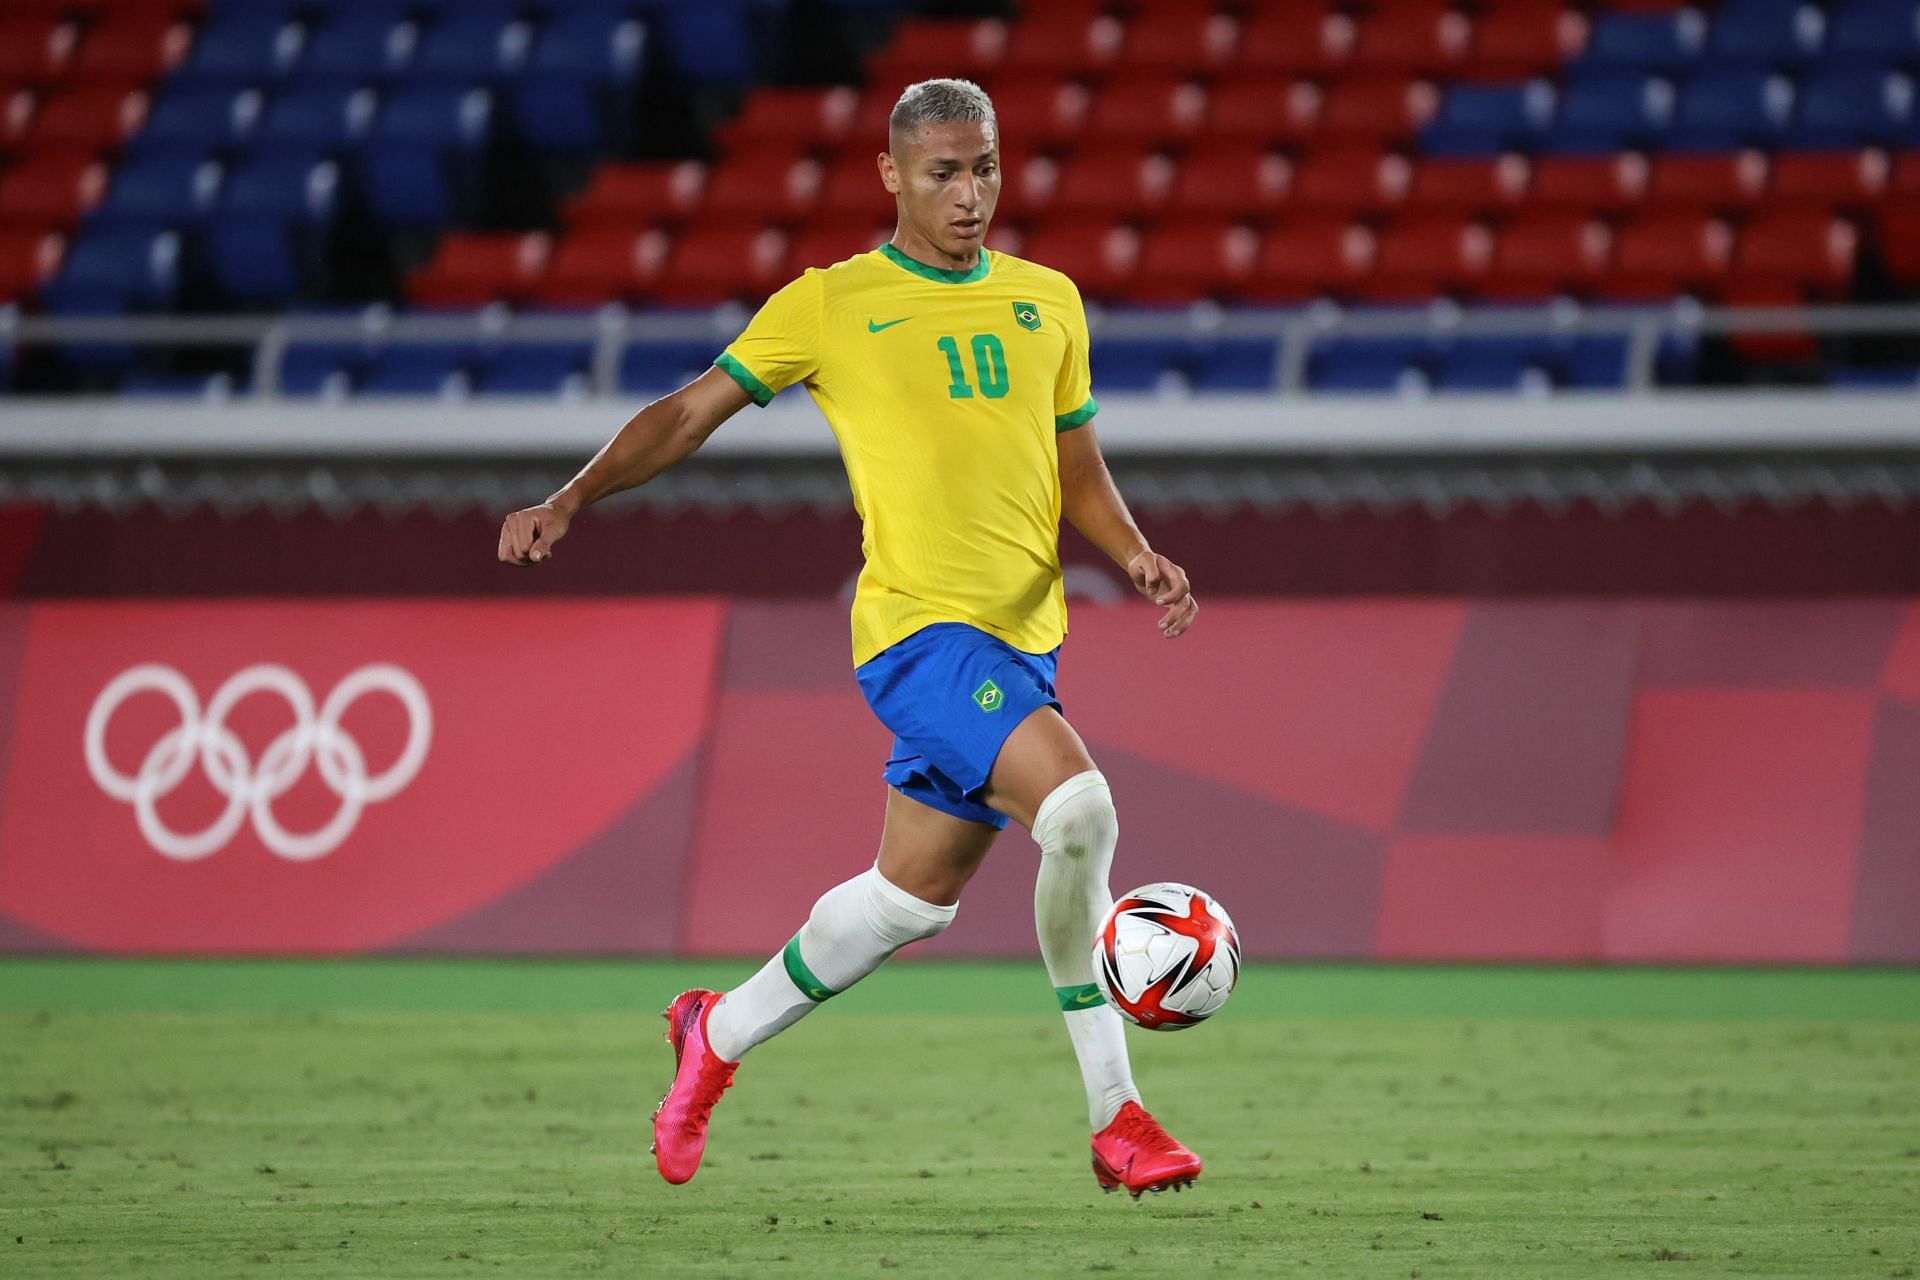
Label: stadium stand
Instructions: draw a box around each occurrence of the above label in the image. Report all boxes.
[0,0,1918,395]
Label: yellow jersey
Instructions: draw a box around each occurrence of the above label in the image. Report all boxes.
[715,243,1099,666]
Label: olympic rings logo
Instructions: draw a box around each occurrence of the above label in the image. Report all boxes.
[84,663,433,862]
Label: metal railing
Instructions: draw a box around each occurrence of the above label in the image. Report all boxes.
[5,302,1919,398]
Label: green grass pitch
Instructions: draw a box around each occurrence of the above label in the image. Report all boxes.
[2,960,1917,1278]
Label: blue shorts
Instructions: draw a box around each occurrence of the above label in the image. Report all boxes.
[854,623,1062,830]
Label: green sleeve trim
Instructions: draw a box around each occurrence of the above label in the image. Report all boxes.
[1055,396,1099,432]
[783,934,838,1003]
[1055,983,1108,1012]
[714,352,775,407]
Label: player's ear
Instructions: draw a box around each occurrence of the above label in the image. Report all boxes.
[878,150,901,195]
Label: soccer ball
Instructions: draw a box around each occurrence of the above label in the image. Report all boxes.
[1092,883,1242,1030]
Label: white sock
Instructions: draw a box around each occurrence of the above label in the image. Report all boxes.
[705,865,956,1063]
[1032,769,1142,1130]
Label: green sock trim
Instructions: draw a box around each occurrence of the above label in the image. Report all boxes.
[1055,983,1107,1012]
[783,935,837,1003]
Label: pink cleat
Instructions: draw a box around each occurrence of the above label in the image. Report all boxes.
[1090,1101,1202,1198]
[651,988,738,1185]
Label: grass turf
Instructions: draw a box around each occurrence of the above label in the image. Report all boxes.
[0,962,1916,1278]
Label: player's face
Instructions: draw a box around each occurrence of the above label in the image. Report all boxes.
[882,119,1001,265]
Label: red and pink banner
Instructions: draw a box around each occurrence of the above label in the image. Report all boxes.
[1,597,1915,963]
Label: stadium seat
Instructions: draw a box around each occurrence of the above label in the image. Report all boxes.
[786,220,889,270]
[1238,2,1350,76]
[1704,0,1824,67]
[1307,337,1434,392]
[530,228,669,306]
[1019,222,1139,299]
[367,86,491,151]
[217,155,339,226]
[1114,6,1237,74]
[406,231,551,308]
[411,3,524,83]
[989,80,1090,148]
[716,87,859,154]
[1317,74,1438,142]
[88,152,222,229]
[203,213,307,305]
[134,84,258,156]
[1526,153,1649,215]
[474,343,593,397]
[276,341,364,396]
[1462,4,1587,80]
[564,161,706,230]
[0,15,79,86]
[1644,151,1768,211]
[1732,210,1859,295]
[1604,212,1734,298]
[70,9,192,82]
[651,2,773,87]
[997,3,1122,78]
[39,226,180,312]
[175,11,303,85]
[0,153,107,229]
[359,345,470,397]
[1822,0,1920,66]
[1407,155,1529,216]
[1480,214,1612,299]
[1165,145,1292,220]
[1578,9,1706,71]
[1432,338,1555,392]
[1084,79,1207,147]
[1347,4,1471,76]
[522,6,645,82]
[0,229,64,304]
[814,152,897,220]
[1784,68,1914,148]
[298,6,414,84]
[17,85,150,154]
[507,75,613,154]
[1420,81,1548,155]
[1089,336,1279,393]
[251,84,375,150]
[359,142,462,228]
[1129,223,1258,303]
[1669,71,1795,151]
[1247,219,1374,301]
[700,154,820,227]
[1288,150,1410,214]
[619,340,721,394]
[866,19,1004,90]
[1050,149,1173,218]
[1873,203,1920,281]
[1206,75,1321,145]
[1363,216,1492,300]
[1767,149,1889,209]
[1539,71,1671,152]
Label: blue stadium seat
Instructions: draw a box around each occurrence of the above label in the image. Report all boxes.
[1783,67,1914,146]
[89,156,223,230]
[1538,72,1671,153]
[297,7,415,84]
[40,229,182,314]
[121,371,235,399]
[412,4,525,82]
[1669,71,1794,151]
[1578,11,1706,72]
[1188,340,1281,392]
[1829,365,1920,389]
[137,85,258,154]
[1306,339,1435,393]
[252,84,377,150]
[360,346,471,396]
[475,344,594,395]
[1705,0,1822,67]
[275,342,363,397]
[654,3,770,86]
[1555,337,1632,389]
[620,341,721,393]
[1090,340,1183,392]
[367,86,493,150]
[358,144,458,227]
[1419,83,1543,155]
[1823,0,1920,66]
[177,13,305,85]
[204,215,306,306]
[217,156,340,227]
[508,76,609,152]
[524,7,646,81]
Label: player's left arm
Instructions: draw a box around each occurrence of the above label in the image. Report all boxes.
[1057,423,1198,639]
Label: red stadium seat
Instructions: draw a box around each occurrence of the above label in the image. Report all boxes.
[1289,150,1411,214]
[1130,222,1259,303]
[1238,2,1351,76]
[1206,75,1321,145]
[1348,4,1472,75]
[1768,150,1890,212]
[0,228,64,304]
[787,220,890,271]
[530,229,670,307]
[1877,203,1920,284]
[1166,145,1293,220]
[69,10,191,82]
[1050,148,1175,218]
[1408,155,1529,215]
[815,152,893,220]
[563,162,705,231]
[1604,213,1733,299]
[700,154,822,227]
[1480,214,1612,300]
[1316,75,1439,143]
[1248,219,1374,301]
[0,152,105,228]
[1363,215,1492,300]
[999,3,1123,77]
[406,232,552,308]
[1894,152,1920,200]
[1733,211,1859,296]
[1083,78,1207,147]
[1114,6,1238,74]
[653,226,790,304]
[716,87,861,155]
[1644,151,1768,213]
[16,85,148,153]
[1019,222,1139,299]
[0,16,78,86]
[1461,4,1587,80]
[1526,153,1647,216]
[990,80,1090,149]
[867,20,1006,89]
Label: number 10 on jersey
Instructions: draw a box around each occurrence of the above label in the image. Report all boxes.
[938,334,1009,400]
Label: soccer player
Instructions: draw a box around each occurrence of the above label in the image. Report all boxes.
[497,79,1202,1197]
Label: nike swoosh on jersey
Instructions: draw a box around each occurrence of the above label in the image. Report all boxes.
[867,317,913,333]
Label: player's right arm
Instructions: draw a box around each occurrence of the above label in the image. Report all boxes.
[497,366,753,566]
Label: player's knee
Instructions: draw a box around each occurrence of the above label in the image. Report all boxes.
[859,865,957,947]
[1034,770,1118,869]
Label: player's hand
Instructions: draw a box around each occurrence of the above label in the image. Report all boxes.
[498,502,571,566]
[1127,550,1199,639]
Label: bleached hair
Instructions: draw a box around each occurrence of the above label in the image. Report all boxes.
[888,78,996,142]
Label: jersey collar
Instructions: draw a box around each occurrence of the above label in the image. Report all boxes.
[877,241,991,284]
